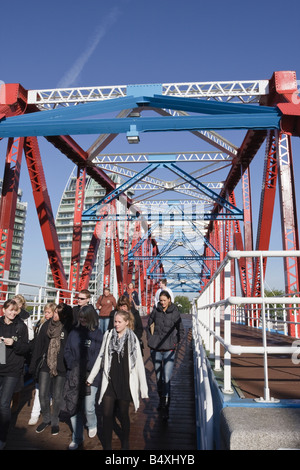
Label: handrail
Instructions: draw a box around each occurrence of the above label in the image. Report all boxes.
[194,250,300,403]
[0,278,89,323]
[192,302,214,449]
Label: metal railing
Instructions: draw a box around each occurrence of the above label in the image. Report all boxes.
[193,250,300,404]
[0,278,84,323]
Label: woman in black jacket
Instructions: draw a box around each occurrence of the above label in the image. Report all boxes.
[63,304,103,450]
[0,299,29,449]
[29,302,73,436]
[146,290,184,420]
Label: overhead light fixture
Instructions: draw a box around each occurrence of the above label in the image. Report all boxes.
[127,125,140,144]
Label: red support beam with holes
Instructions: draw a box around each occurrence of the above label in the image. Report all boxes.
[103,220,112,289]
[79,220,104,291]
[122,215,130,290]
[0,137,24,299]
[276,131,300,336]
[251,131,278,298]
[69,167,86,292]
[111,201,123,297]
[23,136,68,294]
[241,167,254,295]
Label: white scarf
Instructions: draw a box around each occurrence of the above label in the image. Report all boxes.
[107,328,137,376]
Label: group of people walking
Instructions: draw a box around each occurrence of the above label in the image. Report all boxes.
[0,279,184,451]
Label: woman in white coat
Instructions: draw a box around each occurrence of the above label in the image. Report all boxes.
[87,310,148,450]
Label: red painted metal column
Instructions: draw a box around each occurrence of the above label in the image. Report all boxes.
[242,167,254,292]
[137,226,146,309]
[111,200,123,297]
[229,192,246,296]
[79,220,105,290]
[134,222,142,294]
[252,131,278,298]
[276,131,300,336]
[0,137,24,298]
[103,219,112,289]
[23,136,68,294]
[127,221,140,287]
[69,167,86,292]
[122,214,130,289]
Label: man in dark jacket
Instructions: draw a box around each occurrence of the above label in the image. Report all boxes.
[72,289,98,326]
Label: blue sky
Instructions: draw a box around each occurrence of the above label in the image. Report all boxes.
[0,0,300,290]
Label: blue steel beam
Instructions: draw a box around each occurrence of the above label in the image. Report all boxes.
[82,211,243,221]
[148,272,210,279]
[5,91,278,124]
[127,255,218,261]
[82,161,242,220]
[82,163,160,219]
[0,113,282,138]
[164,162,243,217]
[144,94,278,115]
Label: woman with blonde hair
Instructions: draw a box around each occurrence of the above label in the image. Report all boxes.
[28,303,57,425]
[29,303,73,436]
[87,310,148,450]
[13,294,34,342]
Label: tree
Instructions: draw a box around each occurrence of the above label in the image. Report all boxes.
[174,295,191,314]
[264,288,285,320]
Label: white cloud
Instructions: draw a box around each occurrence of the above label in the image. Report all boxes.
[57,6,121,88]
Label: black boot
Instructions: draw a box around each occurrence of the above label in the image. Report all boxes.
[161,397,170,421]
[157,394,164,411]
[121,438,129,450]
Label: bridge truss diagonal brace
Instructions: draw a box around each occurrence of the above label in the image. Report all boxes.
[164,162,244,219]
[82,163,160,220]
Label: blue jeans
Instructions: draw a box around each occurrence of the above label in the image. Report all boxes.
[0,375,19,441]
[150,349,175,398]
[70,385,98,444]
[39,371,65,426]
[99,317,110,334]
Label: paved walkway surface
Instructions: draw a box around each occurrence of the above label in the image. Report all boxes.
[4,315,197,451]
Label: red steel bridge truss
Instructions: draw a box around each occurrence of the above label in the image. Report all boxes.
[0,71,300,325]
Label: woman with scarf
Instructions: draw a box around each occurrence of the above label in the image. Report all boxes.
[108,295,143,346]
[87,310,148,450]
[28,302,57,426]
[29,302,73,436]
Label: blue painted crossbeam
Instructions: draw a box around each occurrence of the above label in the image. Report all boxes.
[0,113,281,137]
[127,255,218,261]
[0,93,281,137]
[148,272,210,279]
[81,211,243,221]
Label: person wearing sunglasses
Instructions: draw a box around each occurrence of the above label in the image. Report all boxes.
[72,290,98,327]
